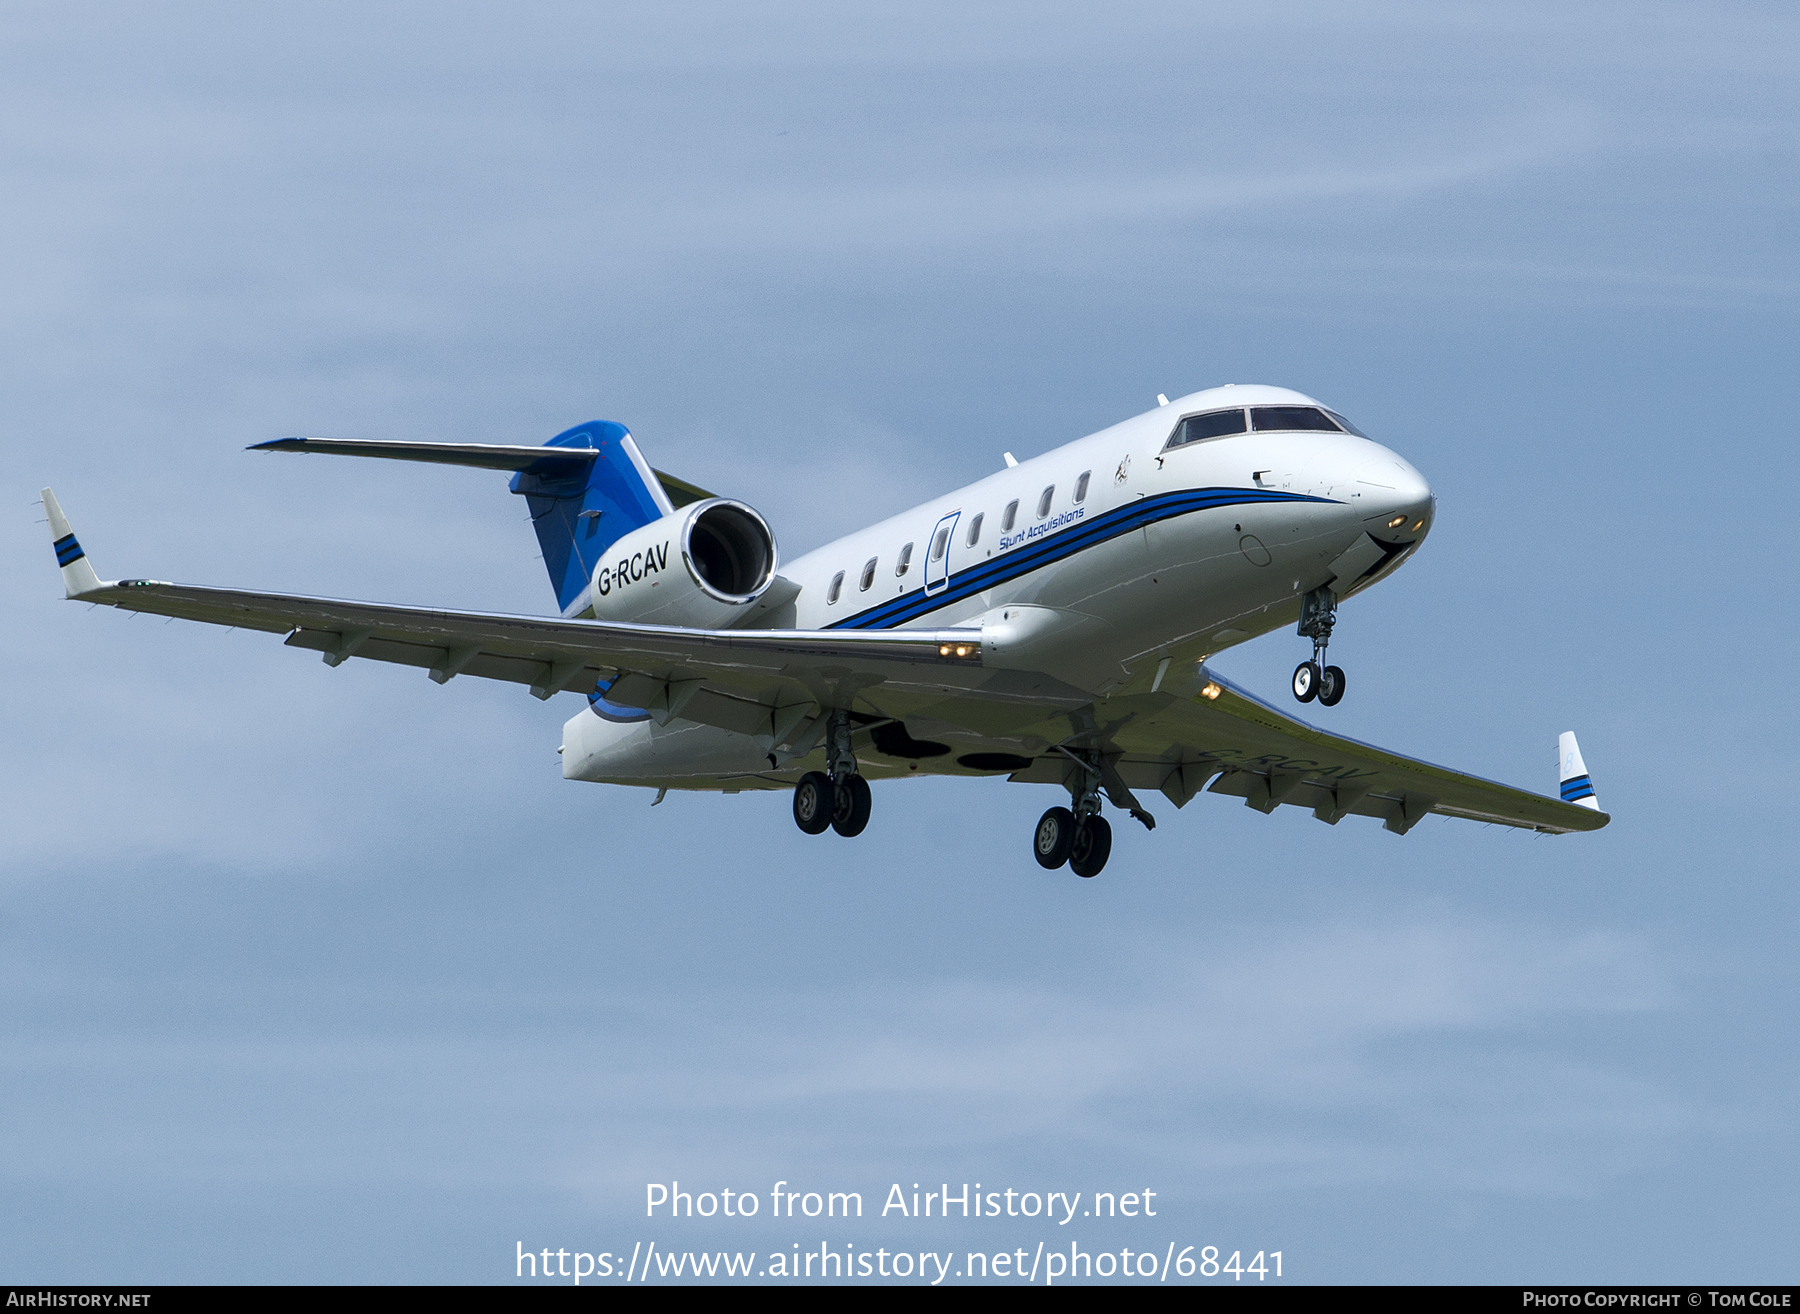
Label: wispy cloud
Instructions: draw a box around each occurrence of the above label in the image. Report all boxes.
[0,912,1692,1205]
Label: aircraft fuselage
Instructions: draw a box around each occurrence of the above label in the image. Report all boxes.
[563,383,1434,791]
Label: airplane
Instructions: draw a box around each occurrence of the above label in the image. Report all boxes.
[42,383,1607,877]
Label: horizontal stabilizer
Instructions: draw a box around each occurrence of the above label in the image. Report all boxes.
[249,436,718,514]
[250,436,598,477]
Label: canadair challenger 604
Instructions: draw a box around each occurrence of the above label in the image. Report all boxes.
[42,384,1606,876]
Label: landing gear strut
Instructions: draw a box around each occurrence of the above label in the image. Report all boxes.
[1031,746,1153,878]
[791,709,873,838]
[1294,585,1346,707]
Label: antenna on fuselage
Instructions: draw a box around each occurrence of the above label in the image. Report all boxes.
[1003,452,1019,468]
[1156,394,1169,406]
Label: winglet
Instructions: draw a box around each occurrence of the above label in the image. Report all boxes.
[41,488,108,598]
[1558,731,1600,811]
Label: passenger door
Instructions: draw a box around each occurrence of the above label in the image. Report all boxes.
[924,510,961,596]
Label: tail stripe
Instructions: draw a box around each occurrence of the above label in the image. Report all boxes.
[54,533,85,566]
[1556,730,1602,812]
[1559,775,1594,802]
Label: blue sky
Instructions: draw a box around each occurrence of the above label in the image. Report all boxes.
[2,0,1796,1284]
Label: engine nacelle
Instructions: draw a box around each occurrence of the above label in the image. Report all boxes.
[587,498,778,628]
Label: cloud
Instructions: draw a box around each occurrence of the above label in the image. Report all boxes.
[0,910,1686,1208]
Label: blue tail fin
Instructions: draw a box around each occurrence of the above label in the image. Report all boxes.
[510,422,673,614]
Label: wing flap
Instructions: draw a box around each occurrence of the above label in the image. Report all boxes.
[280,627,610,694]
[72,573,990,735]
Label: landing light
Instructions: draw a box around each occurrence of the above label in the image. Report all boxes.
[1387,515,1406,528]
[939,643,977,659]
[1412,519,1424,531]
[1201,682,1221,700]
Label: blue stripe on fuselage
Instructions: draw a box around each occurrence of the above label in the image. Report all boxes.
[826,486,1334,631]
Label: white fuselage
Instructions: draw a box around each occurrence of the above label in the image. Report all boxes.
[563,384,1433,790]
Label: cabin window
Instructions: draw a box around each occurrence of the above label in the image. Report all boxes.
[1074,471,1090,503]
[1164,408,1247,449]
[827,571,844,604]
[930,525,951,561]
[966,512,984,546]
[1250,405,1340,432]
[895,542,913,576]
[859,557,877,591]
[1036,485,1055,519]
[1002,500,1019,532]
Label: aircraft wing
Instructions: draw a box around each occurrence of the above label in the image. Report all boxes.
[40,488,1025,744]
[1004,665,1609,835]
[45,489,1605,833]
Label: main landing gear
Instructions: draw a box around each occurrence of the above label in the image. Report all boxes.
[1034,805,1112,879]
[791,710,872,838]
[1292,585,1346,708]
[1032,746,1154,879]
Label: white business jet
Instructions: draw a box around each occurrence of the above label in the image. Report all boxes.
[43,383,1606,877]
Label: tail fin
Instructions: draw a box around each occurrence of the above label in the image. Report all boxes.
[509,422,673,614]
[1558,731,1600,810]
[250,422,677,614]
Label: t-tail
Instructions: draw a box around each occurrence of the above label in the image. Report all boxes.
[249,423,712,615]
[1558,731,1600,811]
[506,422,670,614]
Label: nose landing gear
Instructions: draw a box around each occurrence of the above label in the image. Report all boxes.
[1294,586,1346,707]
[791,709,873,838]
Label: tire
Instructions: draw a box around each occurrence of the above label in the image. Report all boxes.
[1292,660,1320,703]
[1069,815,1113,878]
[1033,806,1076,869]
[792,771,835,835]
[831,773,873,837]
[1318,665,1346,707]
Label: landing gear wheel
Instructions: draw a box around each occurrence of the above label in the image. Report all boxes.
[1068,815,1113,878]
[831,773,872,837]
[792,771,835,835]
[1292,661,1321,703]
[1318,665,1346,707]
[1033,806,1076,869]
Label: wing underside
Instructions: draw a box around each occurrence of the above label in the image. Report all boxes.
[82,576,996,717]
[44,488,1604,835]
[997,665,1608,835]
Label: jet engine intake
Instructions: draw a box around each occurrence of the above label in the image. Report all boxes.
[587,498,777,628]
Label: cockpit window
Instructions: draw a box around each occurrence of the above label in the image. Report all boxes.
[1324,409,1367,438]
[1164,409,1247,450]
[1250,405,1341,432]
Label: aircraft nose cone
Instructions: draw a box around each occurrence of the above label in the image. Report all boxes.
[1353,455,1433,536]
